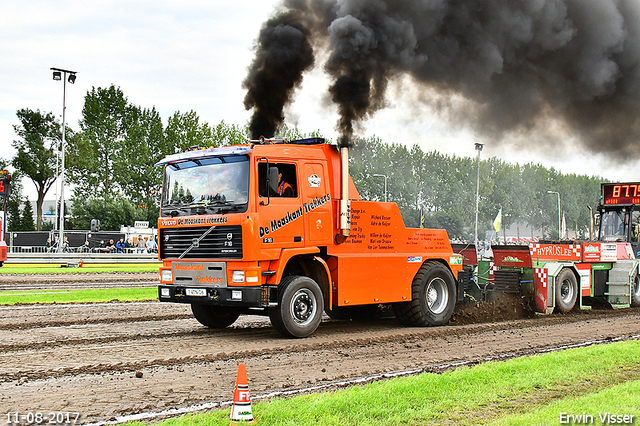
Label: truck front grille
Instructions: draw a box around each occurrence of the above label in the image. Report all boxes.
[160,225,243,259]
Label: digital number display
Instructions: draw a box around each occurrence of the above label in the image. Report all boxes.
[602,183,640,205]
[0,178,7,195]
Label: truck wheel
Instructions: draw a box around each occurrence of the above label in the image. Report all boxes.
[555,269,578,313]
[631,272,640,307]
[269,276,323,338]
[191,304,240,328]
[393,261,456,326]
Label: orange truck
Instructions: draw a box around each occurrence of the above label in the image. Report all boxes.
[156,138,463,337]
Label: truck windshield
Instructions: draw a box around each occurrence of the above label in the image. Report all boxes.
[161,155,249,215]
[599,210,629,242]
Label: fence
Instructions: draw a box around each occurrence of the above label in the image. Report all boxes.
[7,230,157,255]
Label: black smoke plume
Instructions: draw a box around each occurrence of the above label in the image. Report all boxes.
[242,7,316,140]
[244,0,640,156]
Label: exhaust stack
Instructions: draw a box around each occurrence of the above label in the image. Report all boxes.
[336,145,351,243]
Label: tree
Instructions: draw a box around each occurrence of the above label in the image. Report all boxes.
[20,201,35,231]
[68,85,130,199]
[71,195,142,231]
[11,108,62,230]
[164,110,216,152]
[117,105,166,222]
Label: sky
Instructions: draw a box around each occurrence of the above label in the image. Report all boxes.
[2,0,639,202]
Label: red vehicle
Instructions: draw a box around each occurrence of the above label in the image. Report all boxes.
[0,170,11,266]
[464,182,640,313]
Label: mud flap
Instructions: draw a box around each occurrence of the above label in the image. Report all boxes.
[575,263,592,310]
[533,262,565,314]
[456,269,472,302]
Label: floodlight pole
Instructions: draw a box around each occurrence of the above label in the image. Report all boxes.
[474,143,483,257]
[51,67,77,252]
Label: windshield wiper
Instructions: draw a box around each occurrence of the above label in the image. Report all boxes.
[162,207,190,217]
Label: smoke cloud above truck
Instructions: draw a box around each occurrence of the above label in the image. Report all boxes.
[243,0,640,156]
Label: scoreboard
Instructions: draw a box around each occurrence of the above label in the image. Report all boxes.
[601,183,640,205]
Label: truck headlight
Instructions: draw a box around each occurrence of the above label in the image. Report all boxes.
[161,269,172,282]
[160,288,170,298]
[232,270,245,283]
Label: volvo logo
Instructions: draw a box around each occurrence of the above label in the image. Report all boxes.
[227,233,233,240]
[192,238,200,248]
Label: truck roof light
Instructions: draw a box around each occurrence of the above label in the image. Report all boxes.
[293,137,325,145]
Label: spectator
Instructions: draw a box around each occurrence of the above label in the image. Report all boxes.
[136,237,146,254]
[52,236,59,251]
[125,238,134,253]
[146,235,157,253]
[115,238,125,253]
[45,238,52,252]
[106,239,116,252]
[79,241,91,253]
[61,237,70,253]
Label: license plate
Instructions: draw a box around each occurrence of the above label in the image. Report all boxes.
[186,288,207,297]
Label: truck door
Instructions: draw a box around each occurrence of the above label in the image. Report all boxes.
[301,162,332,245]
[257,162,305,248]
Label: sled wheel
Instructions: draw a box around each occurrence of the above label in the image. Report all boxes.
[631,271,640,307]
[555,269,578,313]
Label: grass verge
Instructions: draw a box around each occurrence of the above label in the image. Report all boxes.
[127,339,640,426]
[0,287,157,304]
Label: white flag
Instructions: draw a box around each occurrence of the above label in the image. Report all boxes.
[561,212,567,239]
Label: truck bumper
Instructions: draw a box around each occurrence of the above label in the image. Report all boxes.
[158,285,263,307]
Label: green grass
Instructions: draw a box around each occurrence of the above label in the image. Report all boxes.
[0,287,157,304]
[127,340,640,426]
[0,264,159,274]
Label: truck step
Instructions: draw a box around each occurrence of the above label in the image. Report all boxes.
[607,282,629,291]
[610,303,631,309]
[607,295,630,305]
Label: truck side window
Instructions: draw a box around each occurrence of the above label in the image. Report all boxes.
[258,163,297,198]
[632,211,640,243]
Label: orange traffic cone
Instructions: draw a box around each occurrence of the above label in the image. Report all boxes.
[230,363,254,424]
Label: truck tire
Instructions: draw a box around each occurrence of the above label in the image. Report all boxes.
[393,261,456,326]
[555,269,578,313]
[191,304,240,328]
[631,272,640,307]
[269,275,323,338]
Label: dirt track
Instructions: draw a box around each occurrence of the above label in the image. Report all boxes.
[0,272,157,291]
[1,285,639,425]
